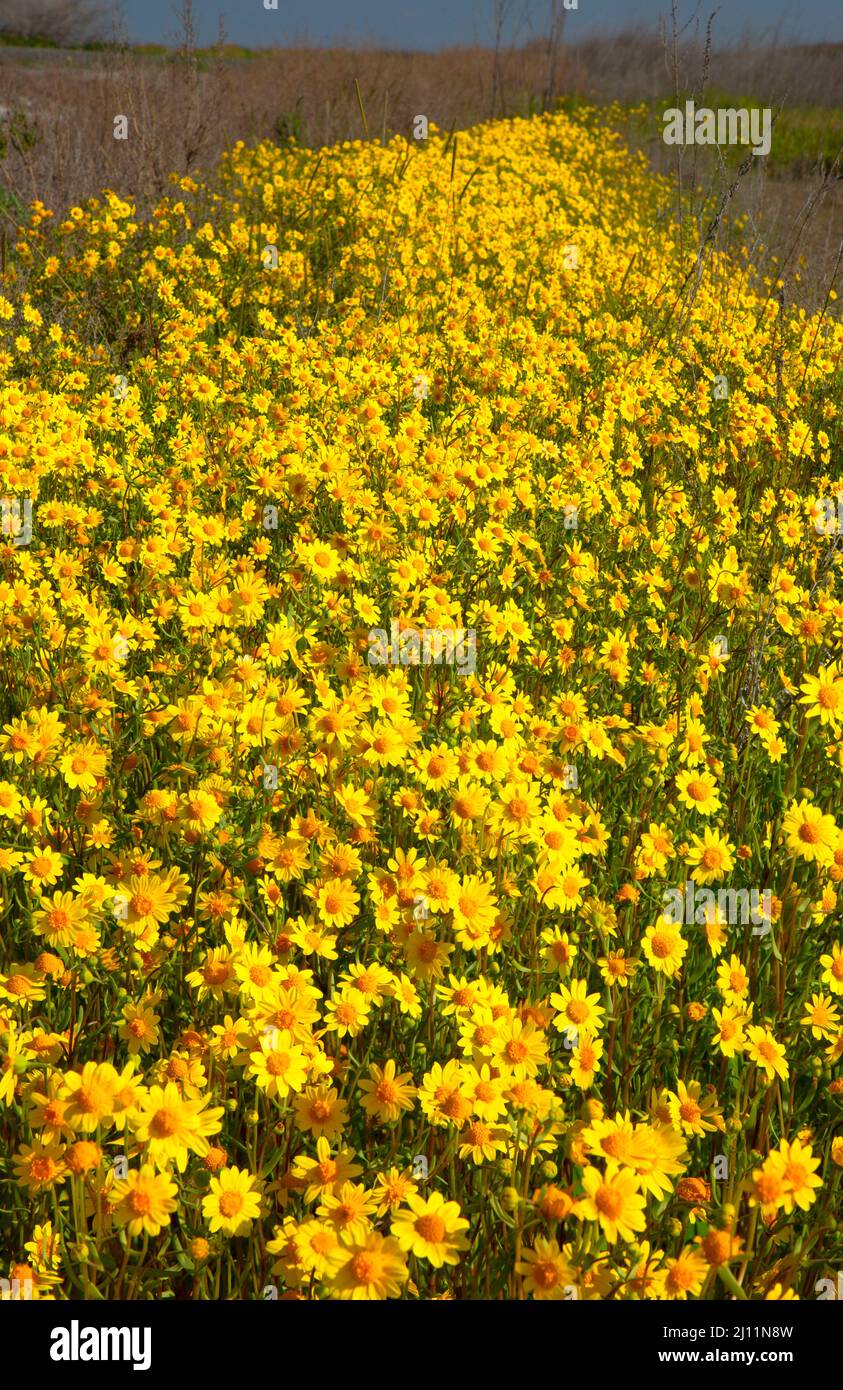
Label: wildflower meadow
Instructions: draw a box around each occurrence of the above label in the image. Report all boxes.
[1,92,842,1310]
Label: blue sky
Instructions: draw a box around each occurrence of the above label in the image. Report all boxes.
[118,0,840,49]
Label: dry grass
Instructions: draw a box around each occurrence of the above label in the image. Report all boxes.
[0,43,578,214]
[0,29,841,310]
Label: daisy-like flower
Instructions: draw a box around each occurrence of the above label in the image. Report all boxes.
[462,1062,508,1120]
[330,1230,409,1300]
[58,741,108,793]
[582,1113,638,1167]
[491,1016,549,1076]
[21,846,65,889]
[577,1163,646,1243]
[637,822,675,873]
[801,992,840,1041]
[60,1062,119,1133]
[109,1061,146,1132]
[799,662,843,729]
[655,1246,709,1299]
[388,972,422,1019]
[716,953,750,1005]
[299,539,341,584]
[745,1025,789,1082]
[120,870,189,937]
[782,799,837,866]
[292,1137,364,1203]
[819,942,843,997]
[675,769,721,815]
[339,961,393,1004]
[403,931,454,982]
[597,949,638,989]
[130,1082,223,1171]
[711,1004,748,1058]
[451,873,500,948]
[314,877,359,928]
[685,828,735,884]
[457,1119,510,1165]
[322,988,371,1039]
[293,1084,349,1140]
[570,1034,604,1089]
[0,963,46,1006]
[626,1124,688,1200]
[775,1137,823,1213]
[418,1059,473,1128]
[0,780,22,818]
[370,1167,420,1216]
[291,1218,343,1279]
[24,1221,61,1280]
[209,1014,249,1061]
[288,917,338,960]
[247,1028,308,1100]
[358,1059,416,1123]
[112,1165,178,1238]
[202,1166,263,1236]
[413,743,459,791]
[390,1191,470,1268]
[233,942,277,999]
[549,979,605,1038]
[516,1237,575,1300]
[749,1152,788,1218]
[318,1181,379,1243]
[541,927,577,976]
[28,1078,74,1144]
[118,1003,161,1056]
[642,916,687,977]
[31,890,87,948]
[695,1226,743,1267]
[666,1079,722,1136]
[13,1140,67,1194]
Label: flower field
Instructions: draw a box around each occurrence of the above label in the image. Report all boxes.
[1,105,842,1302]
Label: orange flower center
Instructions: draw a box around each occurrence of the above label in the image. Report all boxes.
[594,1185,623,1219]
[534,1261,559,1289]
[150,1108,178,1138]
[351,1253,376,1282]
[219,1191,244,1218]
[415,1214,446,1244]
[650,931,672,959]
[266,1051,291,1077]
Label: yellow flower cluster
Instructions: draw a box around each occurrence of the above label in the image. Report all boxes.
[0,106,841,1300]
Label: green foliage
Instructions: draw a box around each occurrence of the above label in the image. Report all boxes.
[0,107,40,161]
[274,110,304,146]
[0,32,60,48]
[626,91,843,177]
